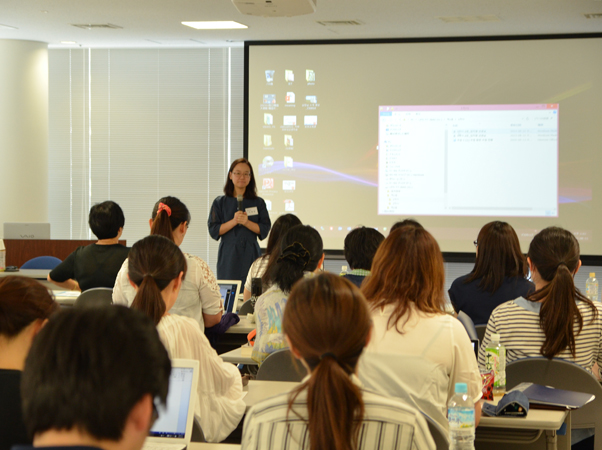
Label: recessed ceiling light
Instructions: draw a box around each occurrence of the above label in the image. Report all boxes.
[182,21,248,30]
[0,24,18,30]
[60,41,78,45]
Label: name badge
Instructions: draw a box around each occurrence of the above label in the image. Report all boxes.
[246,206,259,216]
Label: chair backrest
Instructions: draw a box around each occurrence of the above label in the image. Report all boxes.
[506,357,602,447]
[74,287,114,309]
[238,300,255,315]
[423,413,450,450]
[256,348,307,382]
[475,324,487,343]
[456,311,478,341]
[21,256,62,270]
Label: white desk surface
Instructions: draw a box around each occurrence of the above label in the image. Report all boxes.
[189,443,240,450]
[53,290,80,306]
[226,317,255,334]
[244,380,300,412]
[479,408,567,430]
[220,346,257,366]
[0,269,50,279]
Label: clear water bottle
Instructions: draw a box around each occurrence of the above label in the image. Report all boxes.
[485,333,506,400]
[586,273,599,302]
[448,382,475,450]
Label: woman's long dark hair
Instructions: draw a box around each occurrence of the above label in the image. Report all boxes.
[362,226,446,333]
[223,158,257,199]
[527,227,597,359]
[129,235,187,326]
[465,221,528,292]
[267,225,323,293]
[259,214,303,288]
[150,196,191,243]
[283,273,371,450]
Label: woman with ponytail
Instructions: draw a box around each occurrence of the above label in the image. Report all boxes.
[114,196,223,331]
[128,235,245,443]
[242,273,435,450]
[478,226,602,373]
[251,224,324,364]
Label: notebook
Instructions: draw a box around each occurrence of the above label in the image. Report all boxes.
[217,280,242,313]
[143,359,199,450]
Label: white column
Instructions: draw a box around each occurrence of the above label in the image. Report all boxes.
[0,40,49,237]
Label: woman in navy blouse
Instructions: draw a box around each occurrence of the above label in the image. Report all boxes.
[208,158,271,286]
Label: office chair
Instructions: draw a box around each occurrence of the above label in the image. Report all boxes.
[507,357,602,450]
[256,348,307,382]
[238,300,255,315]
[21,256,62,270]
[456,311,479,341]
[423,413,450,450]
[475,324,487,343]
[74,287,114,309]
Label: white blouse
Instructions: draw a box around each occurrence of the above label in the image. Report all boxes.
[157,314,245,442]
[112,252,223,332]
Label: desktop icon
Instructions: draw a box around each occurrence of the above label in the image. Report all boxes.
[263,135,272,147]
[262,156,274,168]
[304,115,318,126]
[265,199,272,211]
[285,70,294,82]
[283,116,296,126]
[285,92,295,103]
[284,135,294,146]
[284,200,295,212]
[262,178,274,189]
[263,94,276,104]
[284,156,293,168]
[306,70,315,82]
[264,114,273,125]
[283,180,296,191]
[265,70,275,83]
[305,95,317,104]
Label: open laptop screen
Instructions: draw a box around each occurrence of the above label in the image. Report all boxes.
[149,367,195,438]
[217,280,241,313]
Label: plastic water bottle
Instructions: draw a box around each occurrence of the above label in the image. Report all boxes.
[448,382,475,450]
[485,333,506,400]
[586,273,599,302]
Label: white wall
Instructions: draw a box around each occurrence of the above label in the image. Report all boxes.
[0,40,49,237]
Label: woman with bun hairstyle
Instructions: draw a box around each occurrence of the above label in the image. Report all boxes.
[128,235,245,443]
[242,273,435,450]
[479,226,602,372]
[113,196,223,331]
[242,213,302,301]
[0,276,58,450]
[251,224,324,364]
[449,221,534,325]
[208,158,271,287]
[358,225,482,432]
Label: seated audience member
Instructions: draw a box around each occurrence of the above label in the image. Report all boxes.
[358,226,482,432]
[242,273,435,450]
[449,221,534,325]
[113,196,222,331]
[128,235,245,442]
[243,213,302,301]
[47,200,130,291]
[390,218,424,233]
[0,277,58,450]
[479,226,602,372]
[17,306,170,450]
[342,226,385,287]
[252,224,324,364]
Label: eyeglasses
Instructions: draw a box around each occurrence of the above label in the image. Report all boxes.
[473,240,478,248]
[232,172,251,178]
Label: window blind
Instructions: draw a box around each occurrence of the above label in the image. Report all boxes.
[48,47,244,272]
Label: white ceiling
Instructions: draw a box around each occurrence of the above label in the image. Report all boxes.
[1,0,601,48]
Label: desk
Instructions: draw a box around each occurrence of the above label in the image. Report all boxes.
[0,269,55,290]
[220,346,257,366]
[225,317,255,334]
[477,408,570,450]
[189,443,240,450]
[53,290,80,306]
[244,380,299,412]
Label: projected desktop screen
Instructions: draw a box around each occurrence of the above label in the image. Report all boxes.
[246,36,602,256]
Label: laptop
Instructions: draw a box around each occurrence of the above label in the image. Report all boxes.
[143,358,199,450]
[3,223,51,239]
[217,280,242,313]
[471,339,479,359]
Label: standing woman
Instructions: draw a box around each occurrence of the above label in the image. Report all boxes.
[449,221,534,325]
[208,158,271,286]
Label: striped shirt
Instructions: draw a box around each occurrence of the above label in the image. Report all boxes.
[478,297,602,375]
[242,380,435,450]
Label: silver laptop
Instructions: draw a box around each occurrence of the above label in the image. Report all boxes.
[217,280,242,313]
[3,223,51,239]
[143,359,199,450]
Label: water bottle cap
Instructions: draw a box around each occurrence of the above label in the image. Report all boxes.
[590,273,595,278]
[455,382,468,394]
[491,333,501,341]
